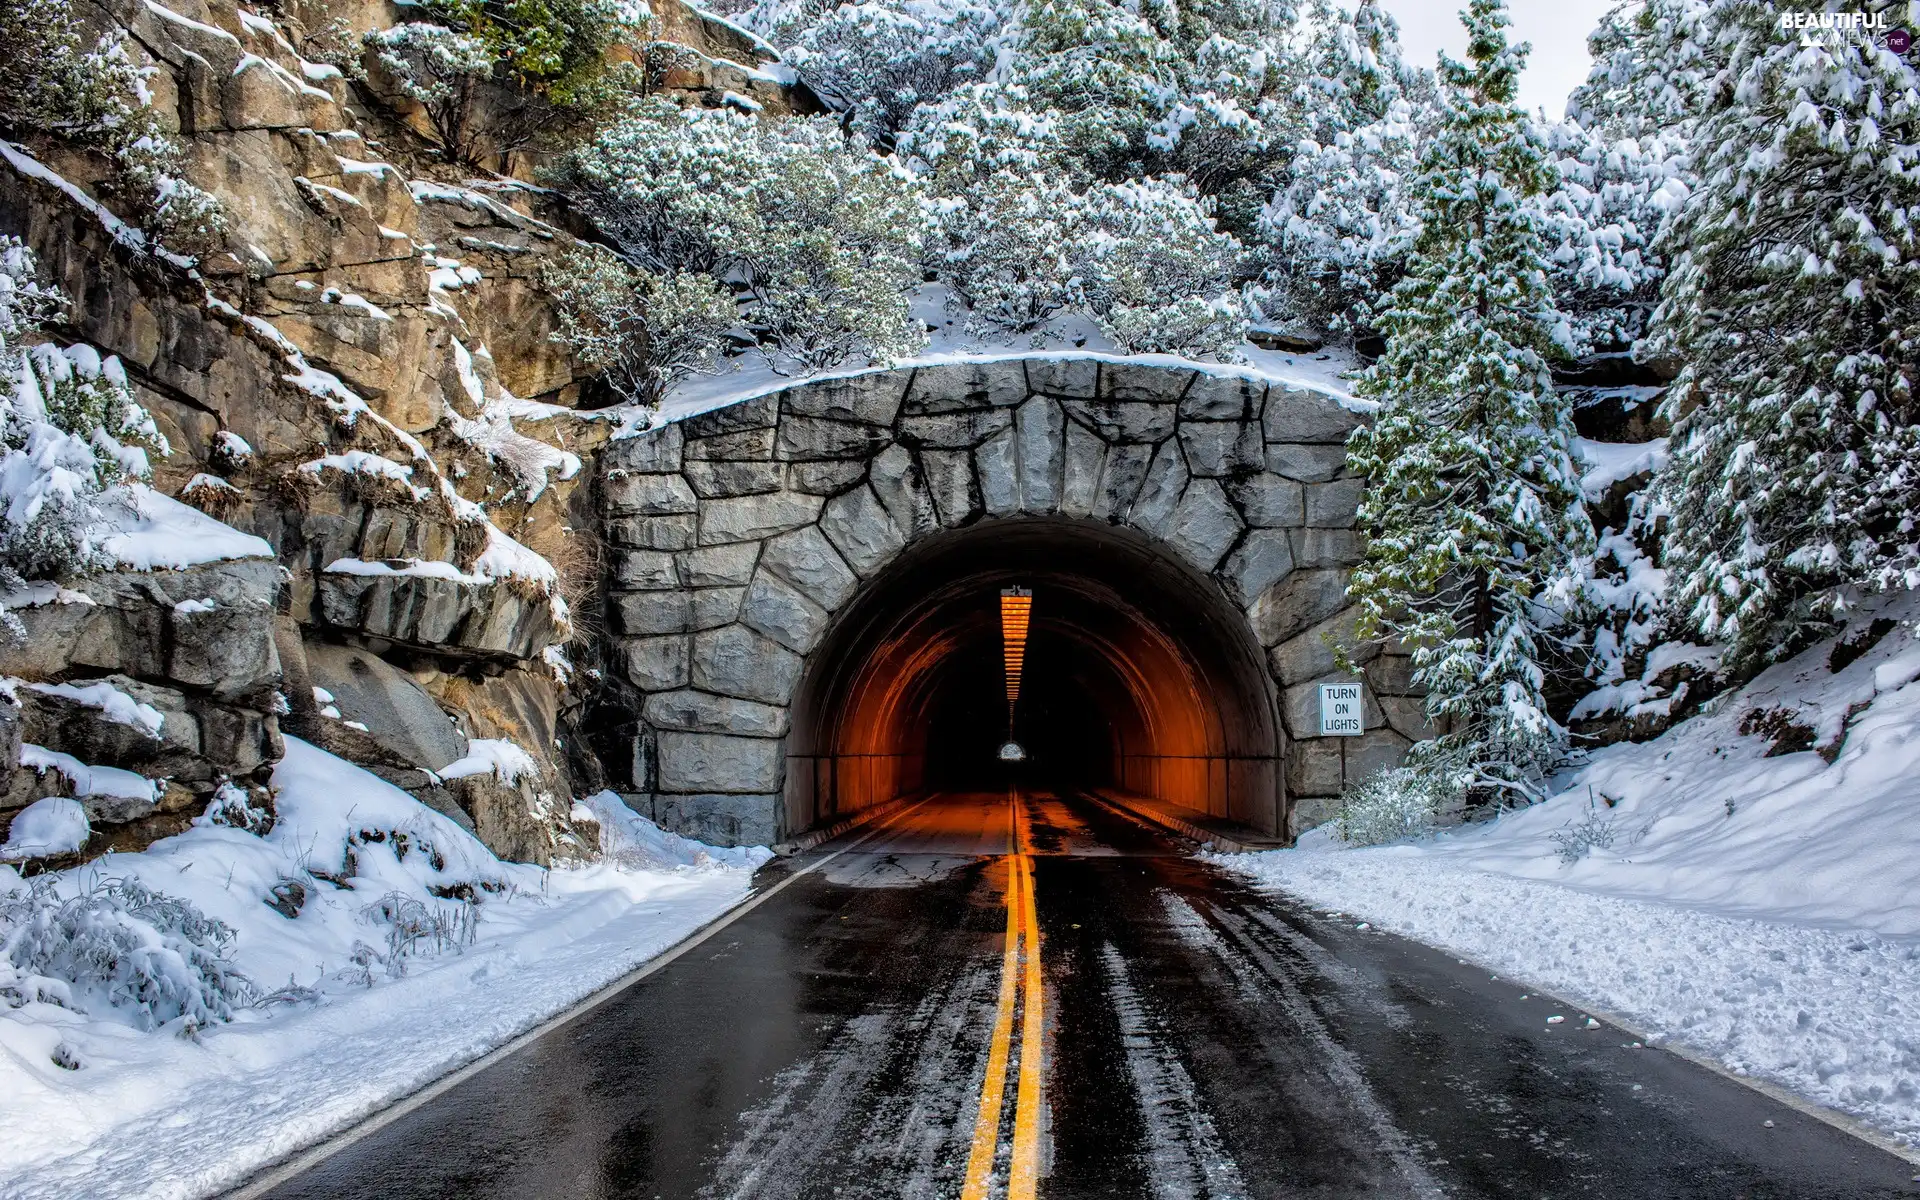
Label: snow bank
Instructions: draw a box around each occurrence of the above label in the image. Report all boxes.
[0,739,762,1198]
[1228,592,1920,1146]
[97,484,274,570]
[0,797,89,860]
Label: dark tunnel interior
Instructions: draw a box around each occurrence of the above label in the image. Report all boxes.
[783,517,1287,837]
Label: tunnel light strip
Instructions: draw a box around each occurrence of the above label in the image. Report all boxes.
[1001,587,1032,717]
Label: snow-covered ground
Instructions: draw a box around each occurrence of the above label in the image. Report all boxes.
[1229,594,1920,1149]
[0,740,767,1199]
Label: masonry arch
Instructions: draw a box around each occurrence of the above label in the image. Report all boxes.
[600,356,1429,846]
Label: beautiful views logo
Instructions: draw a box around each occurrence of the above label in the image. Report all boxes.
[1778,8,1913,52]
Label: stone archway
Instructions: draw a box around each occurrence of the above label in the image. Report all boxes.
[599,357,1431,845]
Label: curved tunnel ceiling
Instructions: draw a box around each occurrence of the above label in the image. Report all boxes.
[785,517,1286,832]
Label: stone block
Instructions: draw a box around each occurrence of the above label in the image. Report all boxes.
[1345,728,1413,785]
[682,392,777,438]
[1229,475,1305,528]
[1251,568,1350,647]
[692,624,803,705]
[691,587,746,629]
[686,427,775,462]
[613,591,691,637]
[656,732,785,793]
[821,484,906,576]
[685,460,781,498]
[1167,479,1242,573]
[1263,386,1365,444]
[1015,395,1064,513]
[1282,673,1384,741]
[1128,441,1189,536]
[1268,608,1375,686]
[902,361,1029,413]
[1090,442,1154,522]
[612,549,679,590]
[607,423,682,473]
[740,569,831,653]
[1180,373,1262,419]
[976,427,1019,516]
[1179,420,1262,477]
[1100,361,1192,404]
[698,492,824,545]
[899,409,1013,449]
[870,443,935,537]
[786,460,868,495]
[922,449,979,527]
[622,636,690,691]
[1286,739,1345,800]
[1062,398,1177,443]
[782,372,911,424]
[1304,478,1365,528]
[1060,419,1106,518]
[304,642,464,771]
[1365,653,1417,695]
[1290,527,1365,568]
[761,526,858,611]
[653,793,779,847]
[1025,357,1097,399]
[1222,529,1294,607]
[678,543,761,588]
[643,690,790,737]
[608,514,696,551]
[1378,695,1434,742]
[1288,790,1343,837]
[777,414,884,460]
[1266,442,1347,483]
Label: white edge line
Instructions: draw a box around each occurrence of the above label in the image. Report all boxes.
[221,804,926,1199]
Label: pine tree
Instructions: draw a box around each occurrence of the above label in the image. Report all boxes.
[1260,0,1431,339]
[1344,0,1591,805]
[1648,0,1920,673]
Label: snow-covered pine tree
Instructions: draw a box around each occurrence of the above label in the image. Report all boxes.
[1649,0,1920,674]
[1260,0,1430,340]
[1567,0,1718,145]
[1344,0,1591,806]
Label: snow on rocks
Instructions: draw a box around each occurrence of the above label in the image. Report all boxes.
[0,796,89,860]
[0,737,763,1198]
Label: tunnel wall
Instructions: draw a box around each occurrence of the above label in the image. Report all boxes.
[597,357,1436,845]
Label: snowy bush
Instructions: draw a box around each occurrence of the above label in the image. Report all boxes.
[542,245,735,407]
[0,0,226,257]
[363,24,497,165]
[1077,177,1247,356]
[1335,765,1461,847]
[359,890,477,978]
[1548,798,1617,864]
[553,101,927,373]
[930,166,1085,338]
[777,0,1005,149]
[0,240,165,592]
[0,875,256,1029]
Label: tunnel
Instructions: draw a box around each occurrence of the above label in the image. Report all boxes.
[783,517,1287,836]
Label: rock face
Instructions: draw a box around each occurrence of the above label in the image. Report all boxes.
[603,360,1436,844]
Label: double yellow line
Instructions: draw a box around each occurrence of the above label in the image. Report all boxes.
[961,800,1045,1200]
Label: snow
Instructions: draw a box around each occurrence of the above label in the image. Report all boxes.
[637,286,1367,433]
[1230,590,1920,1147]
[1575,435,1670,498]
[18,745,159,803]
[322,557,480,584]
[96,485,274,570]
[0,738,763,1198]
[24,680,165,736]
[0,797,89,860]
[582,791,773,873]
[436,738,539,784]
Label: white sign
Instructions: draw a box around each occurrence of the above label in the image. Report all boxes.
[1319,683,1364,737]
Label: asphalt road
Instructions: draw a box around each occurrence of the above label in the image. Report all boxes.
[253,790,1919,1199]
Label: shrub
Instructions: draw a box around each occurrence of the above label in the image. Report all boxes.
[552,101,927,374]
[1077,177,1246,356]
[363,23,498,165]
[1335,764,1463,847]
[542,244,735,407]
[0,0,226,258]
[0,875,256,1029]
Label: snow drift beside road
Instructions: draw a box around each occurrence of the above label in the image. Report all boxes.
[1230,593,1920,1148]
[0,739,762,1199]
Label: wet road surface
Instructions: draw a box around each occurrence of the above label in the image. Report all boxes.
[254,790,1918,1199]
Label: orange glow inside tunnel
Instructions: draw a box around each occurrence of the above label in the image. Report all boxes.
[782,519,1288,839]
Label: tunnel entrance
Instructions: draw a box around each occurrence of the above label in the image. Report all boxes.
[785,518,1287,836]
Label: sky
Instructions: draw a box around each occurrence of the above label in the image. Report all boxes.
[1377,0,1621,119]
